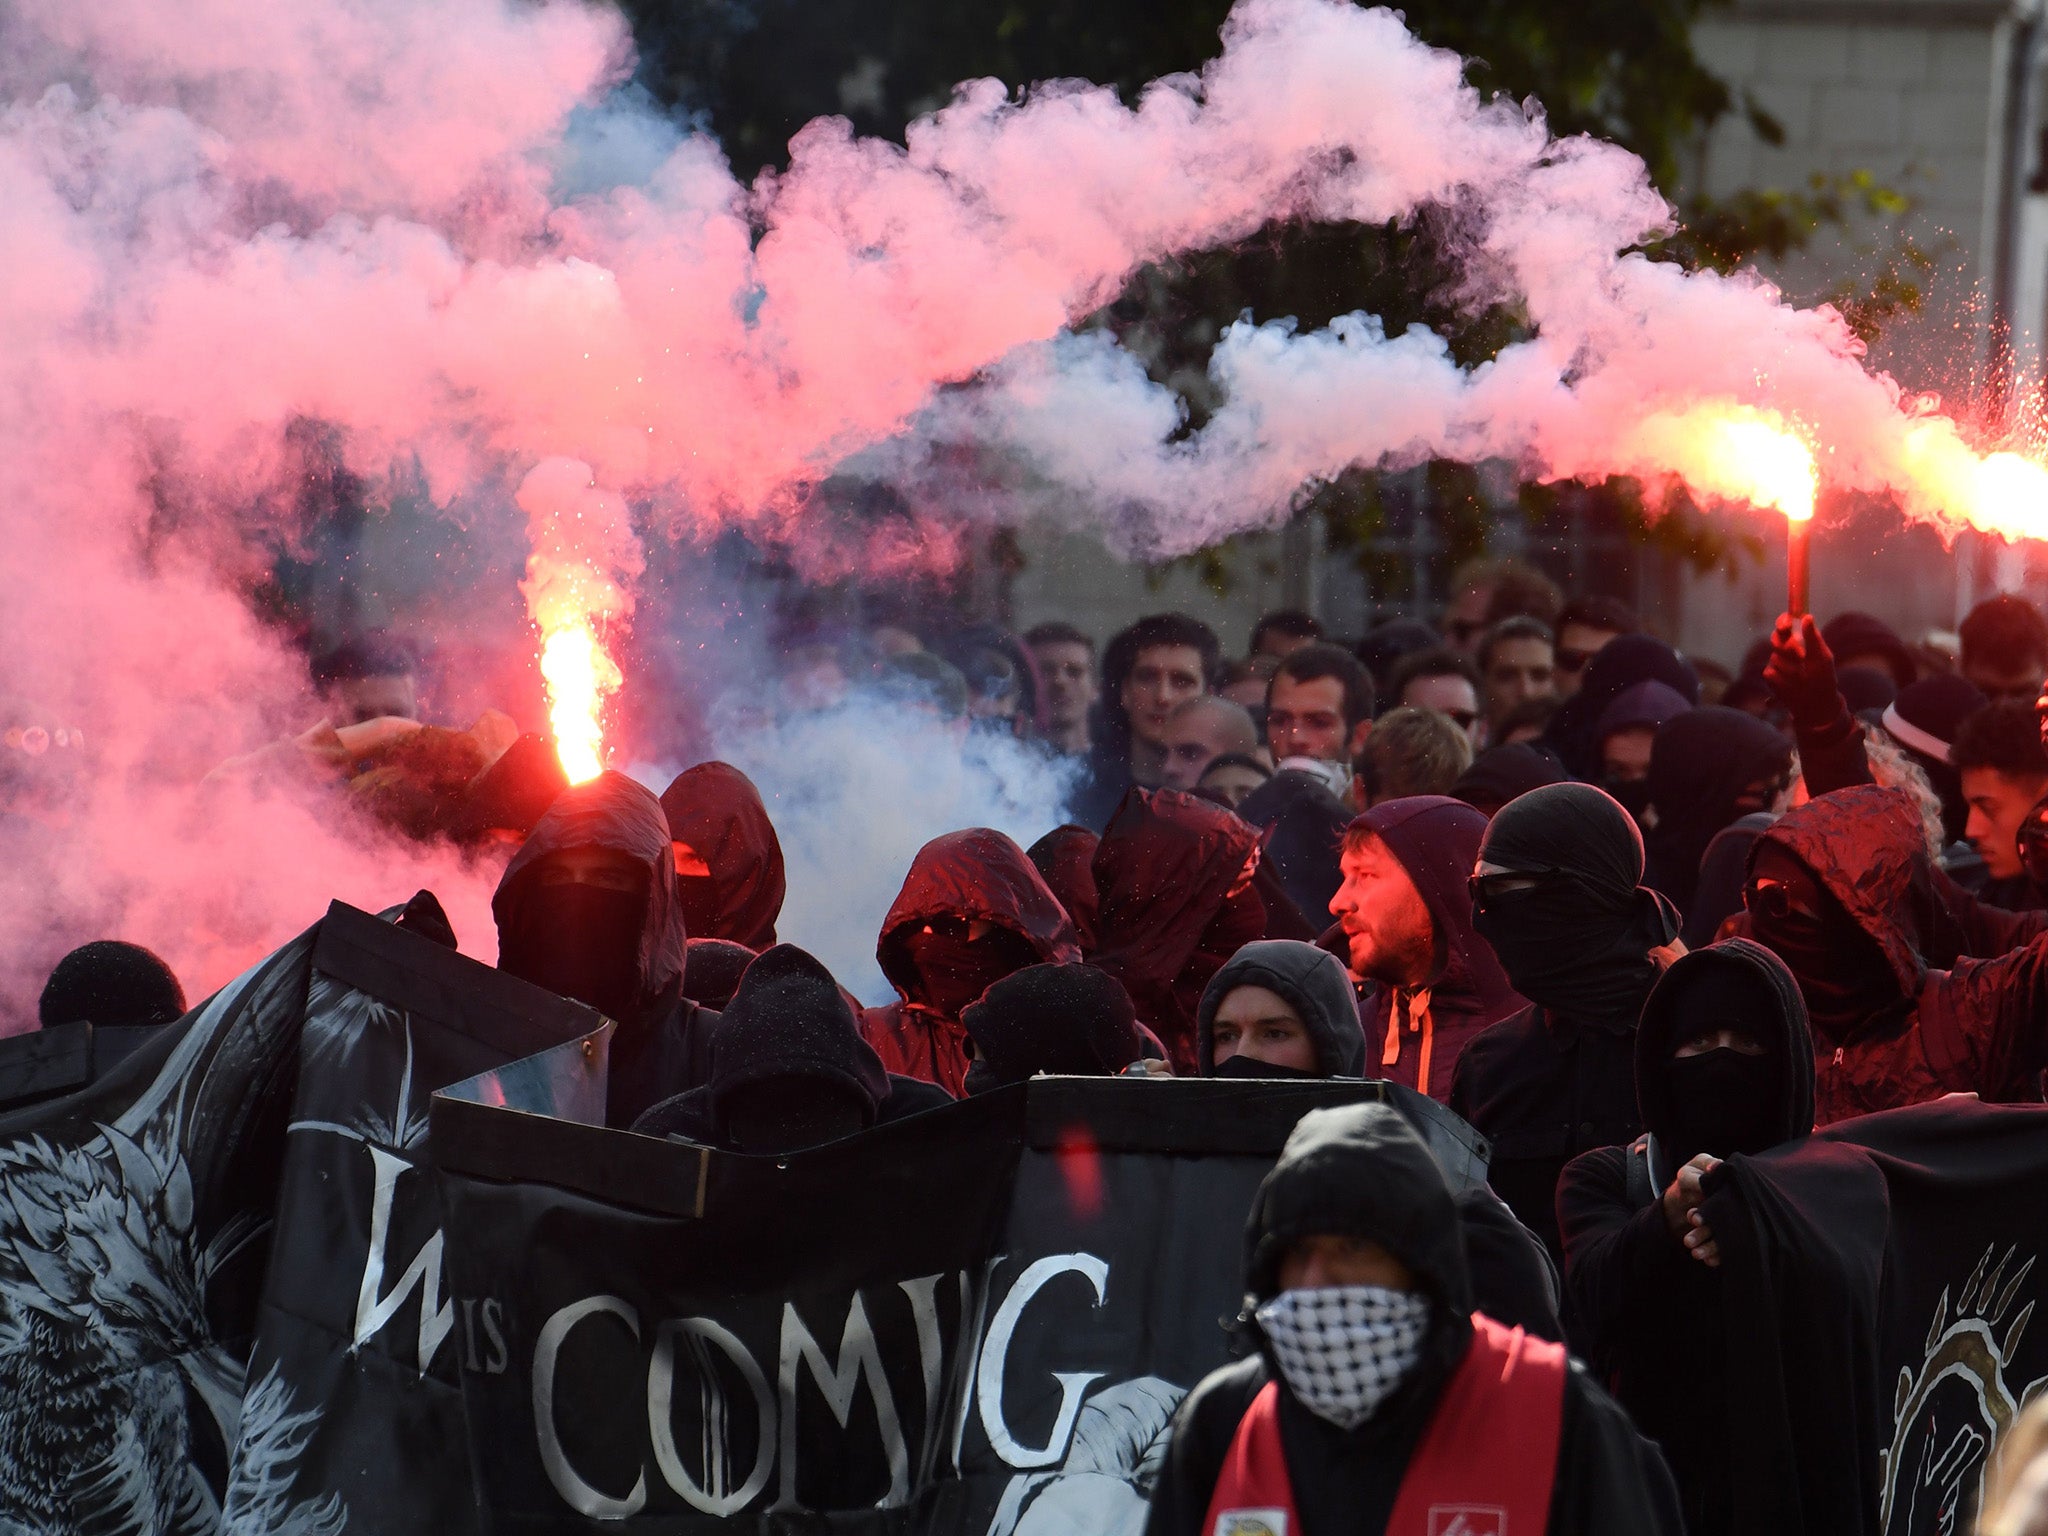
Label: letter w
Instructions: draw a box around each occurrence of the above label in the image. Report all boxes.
[353,1144,456,1373]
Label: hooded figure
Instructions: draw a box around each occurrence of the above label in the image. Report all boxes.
[1092,788,1272,1073]
[659,761,786,950]
[1026,825,1101,954]
[959,963,1148,1092]
[494,771,716,1128]
[680,937,756,1010]
[1144,1103,1679,1536]
[1642,706,1795,914]
[1540,636,1701,781]
[1683,811,1779,949]
[37,941,186,1030]
[1450,742,1568,817]
[632,945,947,1153]
[863,828,1082,1096]
[1235,771,1352,931]
[1556,939,1813,1536]
[1743,784,2048,1124]
[1347,798,1525,1103]
[1196,940,1367,1079]
[1450,784,1684,1266]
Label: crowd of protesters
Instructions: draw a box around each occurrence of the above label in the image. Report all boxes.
[28,554,2048,1535]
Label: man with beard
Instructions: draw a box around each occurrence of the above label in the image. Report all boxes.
[659,761,786,950]
[1332,797,1524,1104]
[1557,939,1814,1536]
[1449,783,1684,1266]
[862,828,1081,1096]
[1741,783,2048,1123]
[1145,1103,1677,1536]
[492,771,715,1129]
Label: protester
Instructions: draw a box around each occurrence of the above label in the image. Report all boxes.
[1355,706,1474,805]
[1025,824,1101,954]
[1556,939,1814,1536]
[1953,701,2048,908]
[1479,616,1557,736]
[1552,596,1640,701]
[1024,621,1099,756]
[1383,649,1484,746]
[311,631,420,725]
[1265,643,1375,795]
[1451,783,1684,1264]
[1236,771,1352,930]
[864,828,1081,1096]
[1449,742,1569,817]
[1593,680,1692,816]
[1960,593,2048,705]
[1144,1102,1679,1536]
[492,771,712,1129]
[1249,610,1324,660]
[1641,706,1796,914]
[1335,798,1523,1102]
[1217,655,1279,716]
[1835,664,1898,716]
[1197,939,1366,1078]
[1195,751,1272,809]
[659,761,786,950]
[942,626,1041,735]
[1441,556,1563,653]
[1075,613,1222,828]
[958,963,1150,1090]
[874,651,970,729]
[632,945,948,1153]
[1494,695,1558,747]
[1093,787,1273,1073]
[1884,673,1994,846]
[1542,634,1700,781]
[1158,696,1262,793]
[38,941,187,1029]
[1354,617,1440,691]
[1821,609,1918,691]
[1743,784,2048,1122]
[680,937,755,1010]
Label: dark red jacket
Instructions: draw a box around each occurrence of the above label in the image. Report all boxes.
[1756,786,2048,1125]
[861,828,1081,1095]
[1354,797,1525,1102]
[1092,788,1267,1073]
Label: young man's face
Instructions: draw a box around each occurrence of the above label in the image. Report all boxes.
[1330,838,1434,987]
[1553,623,1620,700]
[1030,640,1098,729]
[1963,652,2048,707]
[1161,706,1245,791]
[1120,644,1206,748]
[1266,673,1360,764]
[1484,637,1556,726]
[1962,766,2048,879]
[1209,984,1319,1073]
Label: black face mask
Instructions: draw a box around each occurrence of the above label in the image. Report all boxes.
[1746,850,1902,1030]
[501,884,646,1023]
[1605,776,1652,824]
[1660,1048,1784,1168]
[1471,877,1663,1027]
[673,874,718,945]
[1211,1054,1321,1081]
[902,928,1035,1020]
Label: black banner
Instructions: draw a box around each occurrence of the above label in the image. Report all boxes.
[430,1076,1488,1534]
[0,902,603,1536]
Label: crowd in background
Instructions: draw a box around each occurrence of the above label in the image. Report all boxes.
[26,556,2048,1535]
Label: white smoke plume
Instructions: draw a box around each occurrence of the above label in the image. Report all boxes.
[0,0,2037,1015]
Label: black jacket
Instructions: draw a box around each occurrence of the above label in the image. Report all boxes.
[1145,1103,1677,1536]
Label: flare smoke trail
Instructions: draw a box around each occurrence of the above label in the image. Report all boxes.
[0,0,2037,1007]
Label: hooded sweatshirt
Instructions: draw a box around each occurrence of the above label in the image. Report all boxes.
[959,962,1146,1091]
[631,944,947,1150]
[1025,825,1101,954]
[1449,784,1684,1267]
[1144,1103,1679,1536]
[659,761,786,950]
[1236,771,1353,931]
[1746,784,2048,1124]
[1093,788,1271,1073]
[862,828,1082,1096]
[1555,939,1812,1536]
[493,771,713,1129]
[1643,707,1793,916]
[1352,797,1525,1103]
[1540,636,1701,781]
[1196,940,1366,1077]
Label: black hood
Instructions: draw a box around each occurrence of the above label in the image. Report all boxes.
[959,963,1145,1090]
[1236,770,1352,930]
[706,944,887,1126]
[1196,940,1365,1076]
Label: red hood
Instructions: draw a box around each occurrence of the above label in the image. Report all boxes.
[1091,787,1261,991]
[877,828,1082,1001]
[660,761,785,949]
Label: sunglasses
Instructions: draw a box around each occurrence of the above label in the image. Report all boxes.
[1466,870,1553,910]
[1743,876,1821,925]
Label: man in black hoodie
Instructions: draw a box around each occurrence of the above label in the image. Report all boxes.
[1196,940,1366,1080]
[1450,783,1684,1267]
[631,945,948,1152]
[1145,1102,1678,1536]
[492,771,715,1129]
[1556,939,1813,1536]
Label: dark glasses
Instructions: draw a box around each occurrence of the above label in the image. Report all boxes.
[1743,876,1820,924]
[1467,870,1552,909]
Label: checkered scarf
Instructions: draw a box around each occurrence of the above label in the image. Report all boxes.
[1254,1285,1432,1430]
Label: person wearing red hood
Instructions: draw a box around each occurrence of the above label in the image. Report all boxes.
[1332,797,1525,1104]
[659,761,786,950]
[1026,824,1101,954]
[1092,788,1290,1074]
[1741,783,2048,1124]
[861,828,1082,1096]
[492,771,715,1129]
